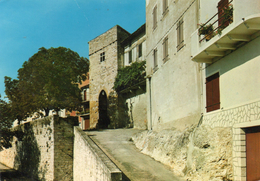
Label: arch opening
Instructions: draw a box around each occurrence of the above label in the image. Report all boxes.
[98,90,110,128]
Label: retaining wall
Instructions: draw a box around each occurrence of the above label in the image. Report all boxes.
[73,126,122,181]
[0,115,77,181]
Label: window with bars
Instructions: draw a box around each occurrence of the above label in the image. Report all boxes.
[162,0,168,15]
[138,43,142,58]
[153,5,157,30]
[100,52,105,62]
[206,73,220,112]
[176,18,184,51]
[129,50,132,64]
[153,48,158,69]
[163,36,169,62]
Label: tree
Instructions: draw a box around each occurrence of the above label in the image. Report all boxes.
[0,95,14,150]
[4,76,33,123]
[8,47,89,119]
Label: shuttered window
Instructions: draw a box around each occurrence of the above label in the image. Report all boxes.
[129,50,132,64]
[138,43,142,58]
[153,5,157,30]
[218,0,229,28]
[153,48,158,69]
[163,0,168,15]
[177,18,184,51]
[206,73,220,112]
[83,90,87,101]
[163,36,169,62]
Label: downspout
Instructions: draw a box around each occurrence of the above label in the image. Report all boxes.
[149,77,152,130]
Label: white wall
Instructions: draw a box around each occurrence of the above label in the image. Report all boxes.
[146,0,202,131]
[205,36,260,111]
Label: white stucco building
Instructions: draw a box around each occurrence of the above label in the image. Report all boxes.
[191,0,260,180]
[145,0,202,131]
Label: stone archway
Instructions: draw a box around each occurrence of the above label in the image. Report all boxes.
[98,90,110,128]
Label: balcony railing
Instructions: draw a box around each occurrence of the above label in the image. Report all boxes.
[199,0,233,43]
[191,0,260,63]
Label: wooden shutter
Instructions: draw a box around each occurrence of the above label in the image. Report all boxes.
[153,5,157,29]
[218,0,229,28]
[129,50,132,64]
[153,49,158,68]
[84,90,87,101]
[177,19,184,51]
[206,73,220,112]
[138,43,142,58]
[163,0,168,13]
[163,37,168,60]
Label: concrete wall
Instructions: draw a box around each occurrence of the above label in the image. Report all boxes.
[89,25,130,129]
[73,126,122,181]
[204,36,260,112]
[125,90,147,129]
[146,0,202,131]
[0,115,77,181]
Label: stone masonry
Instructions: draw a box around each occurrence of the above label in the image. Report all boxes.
[0,115,77,181]
[88,25,130,129]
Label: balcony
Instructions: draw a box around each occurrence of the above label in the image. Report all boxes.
[191,0,260,63]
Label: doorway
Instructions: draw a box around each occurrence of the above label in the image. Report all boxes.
[98,90,110,128]
[246,126,260,181]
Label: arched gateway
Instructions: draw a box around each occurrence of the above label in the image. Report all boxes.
[98,90,110,128]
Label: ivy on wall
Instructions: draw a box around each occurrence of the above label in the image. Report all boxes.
[114,61,146,92]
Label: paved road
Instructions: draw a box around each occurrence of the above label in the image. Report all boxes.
[0,163,32,181]
[86,129,184,181]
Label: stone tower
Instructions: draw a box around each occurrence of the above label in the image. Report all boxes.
[88,25,130,129]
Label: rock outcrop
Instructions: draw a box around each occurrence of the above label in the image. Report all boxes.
[132,125,233,180]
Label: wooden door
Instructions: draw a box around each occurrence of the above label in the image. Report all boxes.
[246,126,260,181]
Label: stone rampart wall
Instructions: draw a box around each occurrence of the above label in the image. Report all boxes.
[0,115,77,181]
[73,126,122,181]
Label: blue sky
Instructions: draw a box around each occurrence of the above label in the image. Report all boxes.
[0,0,145,99]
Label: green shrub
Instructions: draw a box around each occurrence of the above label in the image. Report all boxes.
[114,61,146,92]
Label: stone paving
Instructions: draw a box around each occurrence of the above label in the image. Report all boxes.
[86,128,184,181]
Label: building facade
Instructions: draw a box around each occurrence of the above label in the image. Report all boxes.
[146,0,202,131]
[121,24,147,129]
[191,0,260,180]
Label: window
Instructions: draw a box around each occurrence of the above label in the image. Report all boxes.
[162,0,168,15]
[83,90,87,101]
[100,52,105,62]
[206,73,220,112]
[138,43,142,58]
[177,18,184,51]
[153,48,158,69]
[153,5,157,30]
[163,36,169,62]
[129,50,132,64]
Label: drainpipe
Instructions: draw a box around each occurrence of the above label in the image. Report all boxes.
[148,77,152,130]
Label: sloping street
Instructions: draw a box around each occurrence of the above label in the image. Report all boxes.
[86,129,183,181]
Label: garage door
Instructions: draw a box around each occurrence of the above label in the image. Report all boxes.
[246,126,260,181]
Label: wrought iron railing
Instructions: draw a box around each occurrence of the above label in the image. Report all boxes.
[198,0,233,43]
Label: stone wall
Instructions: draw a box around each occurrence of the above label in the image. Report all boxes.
[0,115,77,181]
[73,126,122,181]
[203,100,260,128]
